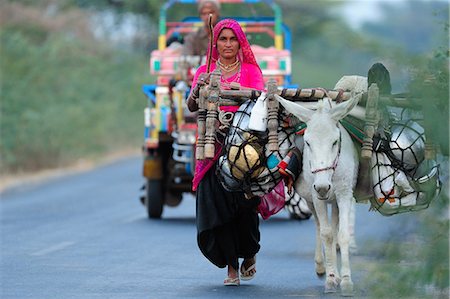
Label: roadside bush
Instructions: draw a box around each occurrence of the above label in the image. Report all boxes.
[1,28,149,173]
[363,46,449,298]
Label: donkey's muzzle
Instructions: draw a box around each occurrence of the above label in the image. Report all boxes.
[314,184,331,199]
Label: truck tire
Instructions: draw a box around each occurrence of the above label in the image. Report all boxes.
[165,191,183,207]
[145,179,164,219]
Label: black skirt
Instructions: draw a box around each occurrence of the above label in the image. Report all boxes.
[196,166,260,271]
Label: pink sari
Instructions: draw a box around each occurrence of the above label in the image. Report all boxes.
[192,19,264,191]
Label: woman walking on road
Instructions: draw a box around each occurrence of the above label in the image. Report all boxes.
[187,18,265,286]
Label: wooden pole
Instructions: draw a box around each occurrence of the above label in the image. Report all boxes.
[195,85,207,160]
[206,14,213,73]
[217,88,352,101]
[204,69,221,158]
[196,13,214,160]
[267,78,279,152]
[216,89,420,109]
[361,83,379,159]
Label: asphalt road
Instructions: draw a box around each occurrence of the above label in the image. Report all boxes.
[1,156,419,299]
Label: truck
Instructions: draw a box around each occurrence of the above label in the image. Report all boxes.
[140,0,297,219]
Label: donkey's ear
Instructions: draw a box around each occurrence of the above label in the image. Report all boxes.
[330,93,362,121]
[274,94,312,123]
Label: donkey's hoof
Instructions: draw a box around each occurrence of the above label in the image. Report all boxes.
[340,277,354,297]
[316,270,326,277]
[324,283,338,293]
[315,264,326,277]
[324,275,340,293]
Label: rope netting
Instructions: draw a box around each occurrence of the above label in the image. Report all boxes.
[369,111,441,215]
[217,99,298,197]
[284,187,312,220]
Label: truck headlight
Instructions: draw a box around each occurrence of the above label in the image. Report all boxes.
[177,130,196,145]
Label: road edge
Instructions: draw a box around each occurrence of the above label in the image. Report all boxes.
[0,149,141,194]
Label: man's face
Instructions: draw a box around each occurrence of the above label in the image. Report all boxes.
[199,3,219,28]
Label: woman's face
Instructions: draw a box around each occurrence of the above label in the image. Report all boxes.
[216,28,240,60]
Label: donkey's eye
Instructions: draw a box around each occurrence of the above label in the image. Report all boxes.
[332,140,338,148]
[305,141,310,148]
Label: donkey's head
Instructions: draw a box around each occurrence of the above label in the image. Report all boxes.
[275,94,360,200]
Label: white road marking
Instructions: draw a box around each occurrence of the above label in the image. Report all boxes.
[30,241,75,256]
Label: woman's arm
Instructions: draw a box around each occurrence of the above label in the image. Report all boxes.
[186,65,208,112]
[186,85,200,112]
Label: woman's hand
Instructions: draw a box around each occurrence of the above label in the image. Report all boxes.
[187,85,199,112]
[196,73,210,86]
[187,73,210,112]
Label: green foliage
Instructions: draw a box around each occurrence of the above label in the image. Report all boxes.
[291,54,344,89]
[363,192,449,298]
[0,27,149,173]
[408,48,449,155]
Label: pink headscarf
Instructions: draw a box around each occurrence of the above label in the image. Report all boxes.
[207,18,261,73]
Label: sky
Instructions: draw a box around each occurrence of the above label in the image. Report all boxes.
[338,0,407,29]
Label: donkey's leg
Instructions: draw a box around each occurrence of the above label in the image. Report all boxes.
[349,197,358,253]
[336,195,354,296]
[308,201,325,276]
[337,198,357,253]
[313,199,338,293]
[331,202,340,280]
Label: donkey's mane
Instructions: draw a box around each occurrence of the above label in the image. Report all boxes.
[316,98,333,114]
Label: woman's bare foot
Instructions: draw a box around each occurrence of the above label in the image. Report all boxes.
[227,265,238,279]
[224,265,239,286]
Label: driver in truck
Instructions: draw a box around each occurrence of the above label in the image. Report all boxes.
[182,0,221,56]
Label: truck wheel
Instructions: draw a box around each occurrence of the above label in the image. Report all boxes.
[145,179,164,219]
[165,191,182,207]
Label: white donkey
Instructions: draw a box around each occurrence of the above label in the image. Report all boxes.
[275,93,361,296]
